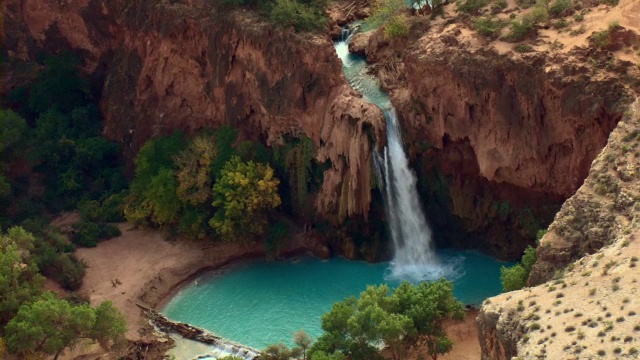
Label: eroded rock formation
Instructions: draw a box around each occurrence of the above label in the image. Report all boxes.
[478,99,640,359]
[356,20,635,257]
[3,0,384,222]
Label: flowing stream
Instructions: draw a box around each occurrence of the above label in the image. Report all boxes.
[337,26,451,281]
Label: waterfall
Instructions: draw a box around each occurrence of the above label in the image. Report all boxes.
[335,27,446,281]
[374,110,446,281]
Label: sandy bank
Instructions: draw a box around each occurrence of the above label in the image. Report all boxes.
[74,222,482,359]
[76,222,328,341]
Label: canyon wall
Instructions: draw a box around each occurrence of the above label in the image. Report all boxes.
[352,22,634,258]
[478,99,640,359]
[2,0,384,224]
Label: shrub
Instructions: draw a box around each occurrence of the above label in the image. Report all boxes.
[456,0,490,14]
[269,0,327,32]
[592,28,613,49]
[553,19,569,28]
[549,0,572,17]
[516,0,537,8]
[473,16,508,38]
[384,15,409,39]
[52,254,87,290]
[501,246,537,291]
[72,221,101,247]
[505,18,534,42]
[491,0,508,12]
[526,6,549,23]
[71,221,121,247]
[514,44,534,52]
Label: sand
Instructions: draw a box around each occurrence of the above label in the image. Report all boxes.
[383,309,481,360]
[76,223,206,340]
[68,221,483,359]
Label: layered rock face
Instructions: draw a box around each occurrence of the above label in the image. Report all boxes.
[353,23,632,258]
[477,100,640,360]
[3,0,384,221]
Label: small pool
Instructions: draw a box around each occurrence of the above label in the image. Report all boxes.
[162,250,510,350]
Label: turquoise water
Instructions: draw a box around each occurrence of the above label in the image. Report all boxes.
[162,250,511,350]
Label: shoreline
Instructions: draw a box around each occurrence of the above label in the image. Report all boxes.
[74,222,480,359]
[75,222,330,341]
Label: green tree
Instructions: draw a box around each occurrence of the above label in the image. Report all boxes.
[269,0,327,32]
[0,227,44,327]
[311,281,463,360]
[500,245,537,291]
[5,292,94,359]
[27,54,89,115]
[174,135,217,205]
[258,342,302,360]
[209,156,281,242]
[124,133,186,226]
[4,292,124,359]
[90,301,126,349]
[367,0,405,28]
[393,280,464,360]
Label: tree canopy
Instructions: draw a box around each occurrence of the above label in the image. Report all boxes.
[309,280,464,360]
[5,292,125,359]
[0,227,126,359]
[210,156,281,242]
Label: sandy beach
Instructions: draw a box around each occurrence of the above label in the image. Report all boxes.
[67,221,481,359]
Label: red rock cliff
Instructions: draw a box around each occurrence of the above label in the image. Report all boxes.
[354,21,633,257]
[3,0,385,221]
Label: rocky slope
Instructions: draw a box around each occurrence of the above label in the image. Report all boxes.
[2,0,384,223]
[477,98,640,359]
[349,2,639,257]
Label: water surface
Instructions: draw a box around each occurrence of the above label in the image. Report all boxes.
[163,250,510,350]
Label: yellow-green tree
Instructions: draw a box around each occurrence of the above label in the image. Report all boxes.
[0,227,44,326]
[209,156,281,242]
[174,135,217,205]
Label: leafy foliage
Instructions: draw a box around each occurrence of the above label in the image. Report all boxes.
[269,0,327,32]
[124,133,186,227]
[1,227,125,357]
[548,0,572,17]
[71,220,121,248]
[500,245,537,291]
[16,222,86,291]
[210,156,281,242]
[27,55,90,115]
[5,292,125,359]
[309,280,464,360]
[473,16,508,38]
[1,55,126,225]
[221,0,328,32]
[456,0,490,14]
[174,135,218,205]
[384,15,410,39]
[0,227,44,327]
[367,0,405,31]
[505,18,535,42]
[258,343,303,360]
